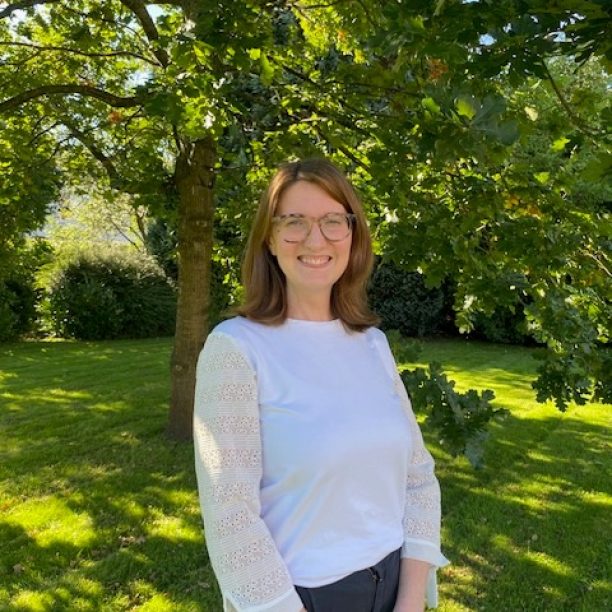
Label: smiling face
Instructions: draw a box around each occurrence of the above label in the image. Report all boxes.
[268,180,352,314]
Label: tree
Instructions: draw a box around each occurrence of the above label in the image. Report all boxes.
[1,0,609,448]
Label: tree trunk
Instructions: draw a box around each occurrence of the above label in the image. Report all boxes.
[167,135,216,440]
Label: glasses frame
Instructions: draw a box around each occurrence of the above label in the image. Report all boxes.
[271,212,356,243]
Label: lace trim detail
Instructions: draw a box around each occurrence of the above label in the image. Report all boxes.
[405,472,430,488]
[405,488,438,510]
[207,415,259,434]
[201,382,257,403]
[208,447,261,468]
[195,331,296,609]
[214,508,257,538]
[218,537,277,573]
[411,445,431,465]
[201,349,248,371]
[211,482,254,503]
[232,568,290,607]
[403,516,437,539]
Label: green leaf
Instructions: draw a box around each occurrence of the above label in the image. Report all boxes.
[422,97,441,115]
[581,153,612,181]
[456,96,478,119]
[551,137,570,152]
[193,41,213,63]
[260,54,274,86]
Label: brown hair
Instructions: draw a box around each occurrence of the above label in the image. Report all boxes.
[235,158,379,332]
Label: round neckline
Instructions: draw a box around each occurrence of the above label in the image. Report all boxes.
[286,317,342,327]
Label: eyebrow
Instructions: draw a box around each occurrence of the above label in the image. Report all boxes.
[278,212,345,217]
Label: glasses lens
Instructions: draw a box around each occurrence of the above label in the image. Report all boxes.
[321,214,351,241]
[280,217,308,242]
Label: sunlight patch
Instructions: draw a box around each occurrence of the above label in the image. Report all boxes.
[5,497,95,548]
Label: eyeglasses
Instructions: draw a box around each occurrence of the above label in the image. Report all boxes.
[271,213,356,243]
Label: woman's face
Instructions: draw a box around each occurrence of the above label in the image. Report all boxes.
[268,180,352,306]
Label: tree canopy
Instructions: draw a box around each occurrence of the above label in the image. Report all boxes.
[1,0,609,453]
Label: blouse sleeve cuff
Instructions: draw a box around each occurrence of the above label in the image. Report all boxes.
[223,588,304,612]
[401,538,450,568]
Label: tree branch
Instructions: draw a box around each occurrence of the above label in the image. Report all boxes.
[542,61,601,138]
[311,123,370,172]
[106,214,142,249]
[292,0,352,9]
[0,0,60,19]
[64,123,123,187]
[119,0,170,67]
[0,41,159,66]
[0,48,43,68]
[0,84,146,113]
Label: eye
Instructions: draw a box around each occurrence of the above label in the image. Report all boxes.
[284,217,306,228]
[322,214,345,226]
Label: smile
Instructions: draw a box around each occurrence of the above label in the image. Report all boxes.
[298,256,332,267]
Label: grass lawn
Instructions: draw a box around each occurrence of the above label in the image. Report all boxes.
[0,336,609,611]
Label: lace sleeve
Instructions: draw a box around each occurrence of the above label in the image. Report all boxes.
[392,368,450,608]
[193,332,304,612]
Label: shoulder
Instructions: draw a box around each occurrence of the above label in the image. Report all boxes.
[365,325,387,342]
[200,317,269,372]
[364,325,391,352]
[210,316,272,340]
[364,326,398,374]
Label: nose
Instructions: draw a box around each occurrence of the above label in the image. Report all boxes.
[303,221,327,247]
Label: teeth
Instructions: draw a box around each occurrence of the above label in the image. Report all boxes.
[300,256,330,265]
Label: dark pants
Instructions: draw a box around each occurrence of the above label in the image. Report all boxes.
[295,548,401,612]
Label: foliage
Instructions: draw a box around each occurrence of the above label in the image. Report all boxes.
[0,0,610,442]
[0,238,51,342]
[471,304,534,346]
[379,55,610,411]
[47,253,176,340]
[0,114,60,281]
[369,260,447,337]
[0,278,37,342]
[44,184,149,255]
[144,216,236,327]
[145,217,179,282]
[386,329,502,467]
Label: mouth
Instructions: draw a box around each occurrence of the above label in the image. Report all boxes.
[298,255,332,268]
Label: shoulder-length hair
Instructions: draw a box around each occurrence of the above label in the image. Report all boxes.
[235,158,379,332]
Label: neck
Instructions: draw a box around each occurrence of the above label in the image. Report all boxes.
[286,289,333,321]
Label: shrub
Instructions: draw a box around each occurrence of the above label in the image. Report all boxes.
[0,277,41,342]
[368,260,447,337]
[48,254,176,340]
[0,238,51,342]
[470,303,535,346]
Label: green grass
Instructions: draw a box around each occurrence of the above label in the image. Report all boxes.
[0,337,610,611]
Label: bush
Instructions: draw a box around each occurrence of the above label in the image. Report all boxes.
[470,304,535,346]
[368,260,447,337]
[0,277,40,342]
[48,254,176,340]
[0,238,51,342]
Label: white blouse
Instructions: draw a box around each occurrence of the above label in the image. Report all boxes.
[194,317,448,612]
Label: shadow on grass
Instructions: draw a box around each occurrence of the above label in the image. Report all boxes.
[1,339,223,610]
[436,412,610,611]
[1,340,609,611]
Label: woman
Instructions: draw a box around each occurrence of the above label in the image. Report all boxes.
[194,158,448,612]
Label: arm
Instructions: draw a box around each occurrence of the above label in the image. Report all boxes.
[193,332,304,612]
[393,558,431,612]
[393,367,449,610]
